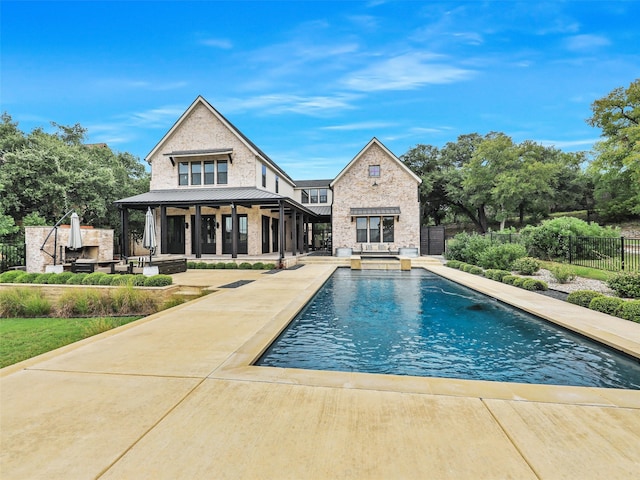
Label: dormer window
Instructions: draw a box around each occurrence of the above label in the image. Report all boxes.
[177,159,227,186]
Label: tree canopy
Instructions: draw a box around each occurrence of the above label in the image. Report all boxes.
[402,79,639,230]
[0,114,149,240]
[401,133,588,232]
[586,78,640,219]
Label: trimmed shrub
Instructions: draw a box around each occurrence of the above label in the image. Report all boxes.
[110,274,135,286]
[225,262,238,269]
[548,265,576,284]
[82,272,108,285]
[34,273,57,284]
[66,273,88,284]
[446,260,462,269]
[143,275,173,287]
[512,257,541,275]
[620,301,640,322]
[131,275,147,286]
[187,261,197,269]
[206,262,216,269]
[14,272,39,283]
[238,262,253,270]
[589,296,625,316]
[0,270,24,283]
[99,274,117,286]
[607,272,640,299]
[521,279,548,291]
[567,290,604,308]
[47,272,75,284]
[461,264,474,273]
[215,262,227,269]
[263,263,276,270]
[252,262,265,270]
[484,269,511,281]
[477,243,527,270]
[468,266,484,275]
[502,275,518,285]
[512,277,527,287]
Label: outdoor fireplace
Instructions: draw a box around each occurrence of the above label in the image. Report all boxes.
[64,246,99,263]
[25,226,114,273]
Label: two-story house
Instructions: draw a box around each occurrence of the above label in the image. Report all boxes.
[115,96,421,262]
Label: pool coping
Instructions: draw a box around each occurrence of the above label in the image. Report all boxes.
[212,264,640,409]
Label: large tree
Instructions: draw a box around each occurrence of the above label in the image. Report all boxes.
[587,79,640,219]
[0,114,149,239]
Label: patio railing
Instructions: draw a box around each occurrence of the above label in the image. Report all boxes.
[0,242,26,273]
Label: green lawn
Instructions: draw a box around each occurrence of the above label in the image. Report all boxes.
[0,316,141,368]
[539,260,615,282]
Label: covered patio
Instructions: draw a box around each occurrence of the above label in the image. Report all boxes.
[115,187,322,266]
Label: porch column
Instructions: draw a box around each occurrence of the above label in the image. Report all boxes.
[194,205,202,258]
[231,203,238,259]
[160,206,168,254]
[278,201,285,265]
[298,213,305,254]
[291,211,297,256]
[120,207,129,259]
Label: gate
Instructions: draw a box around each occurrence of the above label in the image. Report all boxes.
[420,226,445,255]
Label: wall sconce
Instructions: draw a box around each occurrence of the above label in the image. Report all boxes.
[351,216,354,222]
[396,215,400,222]
[185,222,189,229]
[216,221,220,229]
[372,181,379,187]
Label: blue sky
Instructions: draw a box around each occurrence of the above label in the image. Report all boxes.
[2,1,639,179]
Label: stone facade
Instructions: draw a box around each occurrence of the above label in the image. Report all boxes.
[25,226,114,273]
[331,140,421,253]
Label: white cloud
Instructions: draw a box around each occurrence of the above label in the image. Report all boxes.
[124,106,186,127]
[200,38,233,49]
[321,121,395,131]
[565,34,611,51]
[538,138,599,149]
[342,52,475,91]
[218,94,360,117]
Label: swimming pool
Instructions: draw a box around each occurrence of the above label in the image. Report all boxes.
[256,268,640,389]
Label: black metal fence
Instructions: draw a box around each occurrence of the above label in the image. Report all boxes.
[487,233,639,272]
[565,236,639,272]
[0,242,26,273]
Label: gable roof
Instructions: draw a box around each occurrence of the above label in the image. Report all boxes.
[145,96,295,185]
[330,137,422,187]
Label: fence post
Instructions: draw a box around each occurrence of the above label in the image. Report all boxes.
[621,236,625,271]
[568,236,572,265]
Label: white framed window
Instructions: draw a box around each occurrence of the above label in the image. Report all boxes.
[369,165,380,177]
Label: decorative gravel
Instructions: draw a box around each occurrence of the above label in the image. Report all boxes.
[522,269,615,296]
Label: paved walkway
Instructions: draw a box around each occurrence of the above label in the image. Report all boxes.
[1,262,639,479]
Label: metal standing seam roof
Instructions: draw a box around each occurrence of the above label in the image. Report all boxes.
[114,187,319,216]
[115,187,285,205]
[294,179,334,188]
[305,205,331,216]
[350,207,401,215]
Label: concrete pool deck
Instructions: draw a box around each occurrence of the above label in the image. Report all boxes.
[1,261,639,479]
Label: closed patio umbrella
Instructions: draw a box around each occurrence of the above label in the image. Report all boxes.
[67,212,82,250]
[142,207,157,264]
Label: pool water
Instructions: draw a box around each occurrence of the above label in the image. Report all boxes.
[256,269,640,389]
